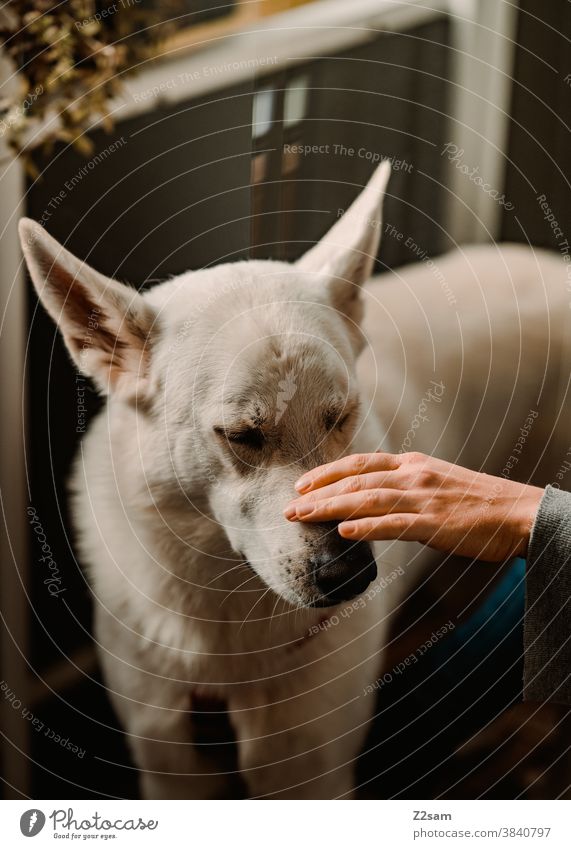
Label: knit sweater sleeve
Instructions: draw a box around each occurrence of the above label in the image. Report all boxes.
[523,485,571,704]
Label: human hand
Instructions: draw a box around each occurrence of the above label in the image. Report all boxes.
[284,452,544,562]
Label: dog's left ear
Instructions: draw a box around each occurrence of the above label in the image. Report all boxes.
[19,219,157,404]
[296,160,391,327]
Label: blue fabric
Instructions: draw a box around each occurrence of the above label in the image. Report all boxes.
[432,557,526,676]
[358,559,528,796]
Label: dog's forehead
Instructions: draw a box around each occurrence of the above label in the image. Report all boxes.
[153,261,355,411]
[159,260,347,345]
[153,259,336,331]
[219,333,351,407]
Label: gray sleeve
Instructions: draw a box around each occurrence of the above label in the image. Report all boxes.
[523,485,571,704]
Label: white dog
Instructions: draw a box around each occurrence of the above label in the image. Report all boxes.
[19,161,569,798]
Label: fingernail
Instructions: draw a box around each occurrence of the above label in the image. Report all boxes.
[339,523,355,537]
[296,504,314,518]
[283,505,297,520]
[295,477,311,493]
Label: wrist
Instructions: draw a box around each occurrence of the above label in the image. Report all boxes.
[510,484,544,557]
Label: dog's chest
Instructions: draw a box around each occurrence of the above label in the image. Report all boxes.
[128,575,325,685]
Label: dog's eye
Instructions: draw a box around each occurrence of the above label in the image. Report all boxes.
[229,429,265,449]
[215,426,265,450]
[324,410,351,432]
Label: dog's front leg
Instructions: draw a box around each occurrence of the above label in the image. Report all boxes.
[126,698,243,801]
[109,676,244,799]
[96,612,241,799]
[229,685,367,799]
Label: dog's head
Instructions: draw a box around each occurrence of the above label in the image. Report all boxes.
[19,162,391,607]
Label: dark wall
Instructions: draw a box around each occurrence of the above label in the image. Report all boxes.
[249,19,451,267]
[501,0,571,247]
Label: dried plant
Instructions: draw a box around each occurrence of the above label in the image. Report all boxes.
[0,1,187,164]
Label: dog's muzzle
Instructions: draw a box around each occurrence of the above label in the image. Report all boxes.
[308,525,377,607]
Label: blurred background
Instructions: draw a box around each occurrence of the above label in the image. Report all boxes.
[1,0,570,799]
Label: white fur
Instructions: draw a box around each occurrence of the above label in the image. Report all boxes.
[19,161,569,798]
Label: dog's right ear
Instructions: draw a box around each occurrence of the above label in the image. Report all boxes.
[19,219,157,404]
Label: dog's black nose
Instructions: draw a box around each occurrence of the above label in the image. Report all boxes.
[310,538,377,606]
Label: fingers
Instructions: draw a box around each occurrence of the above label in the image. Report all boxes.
[284,489,415,523]
[294,452,402,494]
[287,470,404,511]
[338,514,431,542]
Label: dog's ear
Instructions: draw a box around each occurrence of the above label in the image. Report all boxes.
[296,160,391,324]
[19,219,157,404]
